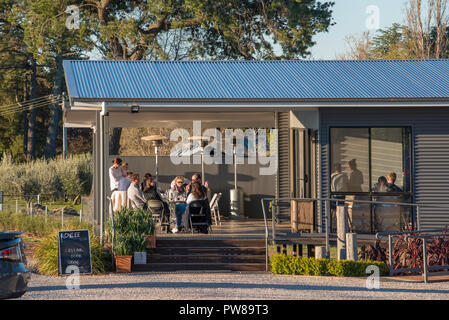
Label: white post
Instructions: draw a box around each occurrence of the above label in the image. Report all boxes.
[30,201,33,216]
[346,233,358,261]
[45,205,48,223]
[336,206,348,260]
[155,144,159,186]
[315,246,327,259]
[37,194,40,205]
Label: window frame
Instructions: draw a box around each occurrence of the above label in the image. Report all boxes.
[328,126,413,197]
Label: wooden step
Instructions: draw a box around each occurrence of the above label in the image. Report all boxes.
[147,254,266,264]
[155,239,266,248]
[152,246,266,255]
[133,238,267,272]
[133,263,267,272]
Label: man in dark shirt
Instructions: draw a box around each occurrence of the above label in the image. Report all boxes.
[385,172,403,192]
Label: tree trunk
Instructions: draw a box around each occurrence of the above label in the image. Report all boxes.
[26,58,37,162]
[22,76,29,158]
[44,53,64,159]
[109,127,122,155]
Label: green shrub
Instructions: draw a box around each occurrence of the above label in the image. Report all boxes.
[271,254,388,277]
[0,154,92,201]
[34,229,112,276]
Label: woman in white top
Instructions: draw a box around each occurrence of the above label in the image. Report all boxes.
[186,182,207,204]
[114,171,132,211]
[109,157,127,211]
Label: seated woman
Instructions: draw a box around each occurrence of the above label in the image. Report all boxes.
[170,176,189,233]
[180,182,212,234]
[143,177,169,220]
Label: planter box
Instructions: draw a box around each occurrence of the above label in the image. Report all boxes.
[115,255,132,273]
[145,234,156,249]
[134,252,147,265]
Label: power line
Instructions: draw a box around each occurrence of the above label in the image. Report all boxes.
[0,94,56,111]
[0,102,55,116]
[0,98,62,116]
[0,96,61,114]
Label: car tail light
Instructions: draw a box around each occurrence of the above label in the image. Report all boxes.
[0,246,21,261]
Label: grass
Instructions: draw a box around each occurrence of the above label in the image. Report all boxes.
[0,209,112,276]
[0,209,89,237]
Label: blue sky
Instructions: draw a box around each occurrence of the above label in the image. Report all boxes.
[310,0,408,59]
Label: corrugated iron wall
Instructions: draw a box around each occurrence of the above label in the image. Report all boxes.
[320,107,449,230]
[276,112,291,217]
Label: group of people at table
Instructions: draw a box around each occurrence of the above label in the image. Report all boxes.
[109,157,211,234]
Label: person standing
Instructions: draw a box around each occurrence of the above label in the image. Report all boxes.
[115,171,132,211]
[347,159,364,192]
[109,157,126,211]
[330,163,348,192]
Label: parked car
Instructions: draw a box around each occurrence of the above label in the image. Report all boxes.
[0,232,30,299]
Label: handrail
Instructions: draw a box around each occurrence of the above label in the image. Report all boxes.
[375,227,449,282]
[260,199,269,272]
[261,196,421,263]
[106,196,115,271]
[406,233,449,283]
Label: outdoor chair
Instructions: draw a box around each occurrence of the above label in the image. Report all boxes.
[209,193,222,226]
[188,200,212,234]
[147,200,170,233]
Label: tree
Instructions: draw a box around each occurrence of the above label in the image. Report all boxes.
[81,0,335,154]
[339,0,449,60]
[10,0,94,159]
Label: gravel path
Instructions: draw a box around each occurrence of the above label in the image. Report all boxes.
[18,272,449,300]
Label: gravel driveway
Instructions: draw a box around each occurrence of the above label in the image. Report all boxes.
[18,272,449,300]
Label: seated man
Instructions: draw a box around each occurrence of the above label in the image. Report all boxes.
[385,172,403,192]
[127,173,148,210]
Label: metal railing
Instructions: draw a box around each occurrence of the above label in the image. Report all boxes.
[261,197,421,272]
[376,228,449,283]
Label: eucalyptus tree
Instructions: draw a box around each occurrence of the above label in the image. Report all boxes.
[82,0,335,154]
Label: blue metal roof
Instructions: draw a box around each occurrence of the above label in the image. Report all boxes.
[63,59,449,101]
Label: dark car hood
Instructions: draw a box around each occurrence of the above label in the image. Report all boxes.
[0,232,23,241]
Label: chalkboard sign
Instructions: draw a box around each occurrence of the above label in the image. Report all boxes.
[58,229,92,275]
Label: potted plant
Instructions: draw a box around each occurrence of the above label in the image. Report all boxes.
[132,208,156,249]
[114,234,133,272]
[110,207,136,272]
[110,208,155,270]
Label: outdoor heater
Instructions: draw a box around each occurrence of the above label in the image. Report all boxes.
[141,134,168,186]
[230,136,244,218]
[188,136,210,182]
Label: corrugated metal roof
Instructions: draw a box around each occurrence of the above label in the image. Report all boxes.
[63,59,449,101]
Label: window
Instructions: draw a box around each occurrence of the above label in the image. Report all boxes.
[330,127,411,194]
[329,127,413,233]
